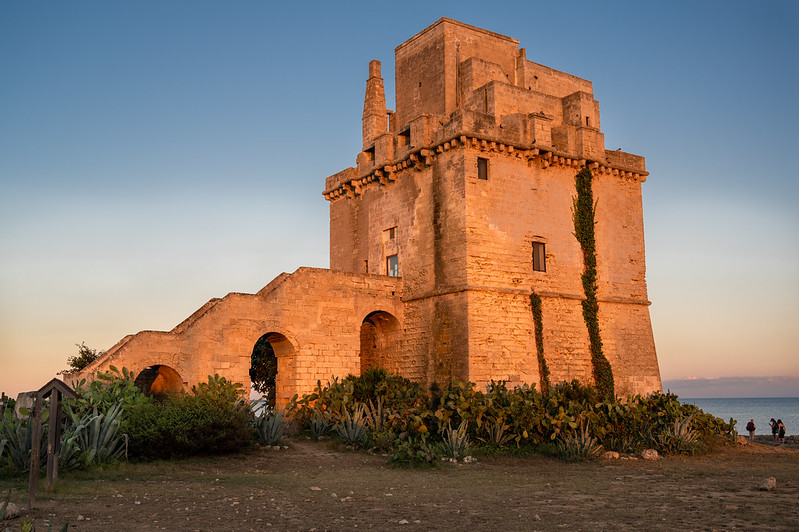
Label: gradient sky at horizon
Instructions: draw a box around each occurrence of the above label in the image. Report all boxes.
[1,1,797,398]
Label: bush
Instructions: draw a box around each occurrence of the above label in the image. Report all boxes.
[290,369,735,462]
[68,365,151,427]
[125,375,253,460]
[389,434,444,466]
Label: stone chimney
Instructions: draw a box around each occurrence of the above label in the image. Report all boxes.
[362,60,387,151]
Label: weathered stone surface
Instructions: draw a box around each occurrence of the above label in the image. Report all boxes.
[72,18,661,403]
[641,449,659,461]
[602,451,620,460]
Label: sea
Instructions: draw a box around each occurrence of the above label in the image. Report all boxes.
[681,397,799,436]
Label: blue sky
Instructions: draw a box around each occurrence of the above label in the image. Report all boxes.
[1,1,797,398]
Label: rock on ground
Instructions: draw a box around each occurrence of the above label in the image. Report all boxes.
[2,502,21,519]
[641,449,659,460]
[759,477,777,491]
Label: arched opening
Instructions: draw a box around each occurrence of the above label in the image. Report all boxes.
[250,332,294,408]
[134,365,184,400]
[359,311,401,375]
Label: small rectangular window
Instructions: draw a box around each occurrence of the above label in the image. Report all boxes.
[532,242,546,272]
[363,260,369,274]
[388,226,396,240]
[386,254,399,277]
[477,157,488,180]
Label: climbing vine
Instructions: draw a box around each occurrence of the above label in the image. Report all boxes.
[530,292,551,394]
[572,166,614,399]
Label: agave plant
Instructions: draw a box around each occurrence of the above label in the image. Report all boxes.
[441,420,470,460]
[336,404,368,448]
[0,409,47,473]
[255,407,287,446]
[306,409,331,441]
[478,416,514,447]
[556,423,604,462]
[657,415,699,455]
[364,398,390,432]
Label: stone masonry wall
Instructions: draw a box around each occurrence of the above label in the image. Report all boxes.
[74,268,403,405]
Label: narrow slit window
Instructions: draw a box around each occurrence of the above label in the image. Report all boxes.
[363,260,369,274]
[387,254,399,277]
[532,242,546,272]
[477,157,488,180]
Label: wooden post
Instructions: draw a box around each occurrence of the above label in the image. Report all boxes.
[45,391,62,491]
[28,394,42,509]
[28,378,78,506]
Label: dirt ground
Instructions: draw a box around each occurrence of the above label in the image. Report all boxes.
[2,439,798,531]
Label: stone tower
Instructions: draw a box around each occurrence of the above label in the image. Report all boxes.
[325,18,661,396]
[73,18,661,402]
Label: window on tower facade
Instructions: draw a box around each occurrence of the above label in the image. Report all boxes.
[387,254,399,277]
[477,157,488,180]
[532,242,546,272]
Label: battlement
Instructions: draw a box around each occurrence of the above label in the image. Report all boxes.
[325,18,646,201]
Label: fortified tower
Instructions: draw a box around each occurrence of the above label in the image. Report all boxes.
[73,18,661,402]
[325,18,661,395]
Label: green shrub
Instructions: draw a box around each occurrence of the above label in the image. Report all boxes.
[389,434,443,466]
[290,368,734,462]
[68,365,151,427]
[125,375,252,460]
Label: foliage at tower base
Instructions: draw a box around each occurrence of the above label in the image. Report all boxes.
[290,369,735,464]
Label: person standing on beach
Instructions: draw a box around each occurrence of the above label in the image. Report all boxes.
[746,419,756,442]
[770,418,779,443]
[777,419,786,444]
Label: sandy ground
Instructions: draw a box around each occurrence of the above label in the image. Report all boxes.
[2,438,798,531]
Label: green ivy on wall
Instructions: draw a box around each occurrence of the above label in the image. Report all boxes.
[573,166,614,399]
[530,292,551,394]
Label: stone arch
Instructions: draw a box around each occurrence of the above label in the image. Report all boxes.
[250,332,296,407]
[359,310,402,374]
[134,364,184,400]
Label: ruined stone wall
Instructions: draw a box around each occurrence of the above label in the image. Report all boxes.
[74,269,403,405]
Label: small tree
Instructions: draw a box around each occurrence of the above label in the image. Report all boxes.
[65,342,104,372]
[250,336,277,407]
